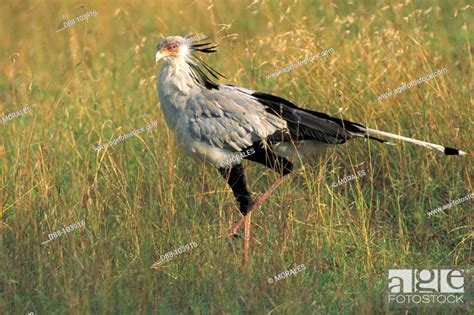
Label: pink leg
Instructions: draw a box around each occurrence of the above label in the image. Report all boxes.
[243,212,252,264]
[229,176,289,236]
[229,216,246,237]
[226,175,289,264]
[226,216,245,252]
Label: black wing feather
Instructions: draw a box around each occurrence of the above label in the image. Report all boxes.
[251,92,386,144]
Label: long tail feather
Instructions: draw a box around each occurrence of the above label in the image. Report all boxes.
[355,127,467,155]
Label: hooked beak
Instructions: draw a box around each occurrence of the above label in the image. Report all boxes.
[155,51,165,63]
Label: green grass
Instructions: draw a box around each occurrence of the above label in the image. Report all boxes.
[1,0,472,314]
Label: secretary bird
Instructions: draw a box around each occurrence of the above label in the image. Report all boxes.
[155,35,467,263]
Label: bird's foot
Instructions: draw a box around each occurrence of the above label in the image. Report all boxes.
[226,216,245,252]
[229,216,245,236]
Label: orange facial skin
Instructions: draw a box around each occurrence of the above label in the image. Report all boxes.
[162,41,179,55]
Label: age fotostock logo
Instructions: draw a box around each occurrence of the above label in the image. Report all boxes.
[387,269,468,308]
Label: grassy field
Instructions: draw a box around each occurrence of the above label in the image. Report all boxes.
[1,0,473,314]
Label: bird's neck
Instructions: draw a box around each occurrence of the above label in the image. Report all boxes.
[158,59,197,93]
[157,59,197,129]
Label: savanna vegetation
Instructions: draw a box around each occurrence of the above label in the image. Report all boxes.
[1,0,472,313]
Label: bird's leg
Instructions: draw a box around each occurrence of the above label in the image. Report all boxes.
[242,174,289,264]
[248,174,290,213]
[243,211,252,264]
[240,147,294,264]
[220,150,293,264]
[219,164,254,239]
[229,216,246,236]
[222,144,293,234]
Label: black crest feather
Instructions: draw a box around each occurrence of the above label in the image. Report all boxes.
[186,39,226,90]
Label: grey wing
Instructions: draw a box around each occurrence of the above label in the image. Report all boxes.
[187,88,287,152]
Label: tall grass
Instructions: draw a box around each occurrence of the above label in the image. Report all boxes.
[1,0,472,313]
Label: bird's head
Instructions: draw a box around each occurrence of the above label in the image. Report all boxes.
[155,35,218,64]
[155,35,225,89]
[155,36,186,63]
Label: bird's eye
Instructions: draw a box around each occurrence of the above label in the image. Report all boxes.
[170,45,177,50]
